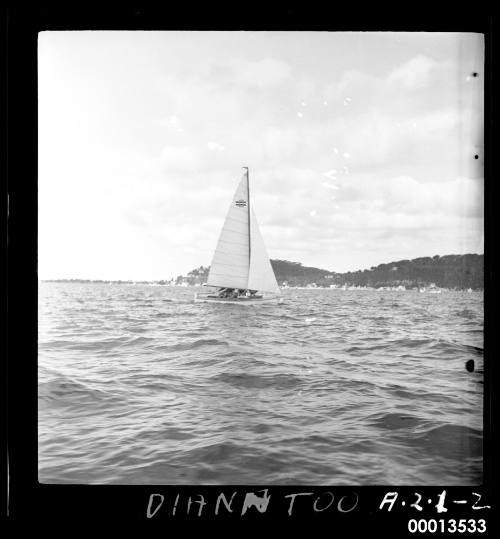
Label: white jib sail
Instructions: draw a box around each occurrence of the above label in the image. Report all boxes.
[206,171,250,289]
[248,208,280,294]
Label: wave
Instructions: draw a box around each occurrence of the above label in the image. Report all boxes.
[455,308,479,319]
[38,374,122,406]
[152,312,175,318]
[38,285,484,485]
[154,338,227,353]
[211,371,303,390]
[368,412,423,431]
[427,340,483,356]
[385,385,453,404]
[367,412,483,459]
[345,337,483,359]
[40,335,155,351]
[412,424,483,458]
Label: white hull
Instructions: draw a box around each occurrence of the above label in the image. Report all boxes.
[194,293,281,305]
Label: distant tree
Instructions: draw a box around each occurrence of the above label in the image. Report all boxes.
[176,255,483,290]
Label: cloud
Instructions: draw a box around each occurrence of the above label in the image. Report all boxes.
[388,55,438,89]
[320,106,465,179]
[256,164,482,272]
[260,127,301,164]
[207,141,225,152]
[380,175,483,218]
[38,32,484,278]
[324,70,377,104]
[235,58,292,88]
[157,145,200,171]
[321,181,338,190]
[158,114,180,128]
[328,173,483,218]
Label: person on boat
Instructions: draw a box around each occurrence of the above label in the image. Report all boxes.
[249,289,257,296]
[218,287,231,298]
[231,289,240,298]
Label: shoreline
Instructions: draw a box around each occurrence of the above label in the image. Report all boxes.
[39,280,483,293]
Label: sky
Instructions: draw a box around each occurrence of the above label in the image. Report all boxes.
[38,31,484,280]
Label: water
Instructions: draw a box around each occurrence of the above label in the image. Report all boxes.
[38,283,483,485]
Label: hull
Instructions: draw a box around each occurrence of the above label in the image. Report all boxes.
[194,293,281,305]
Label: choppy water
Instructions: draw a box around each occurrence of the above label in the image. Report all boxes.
[38,283,483,485]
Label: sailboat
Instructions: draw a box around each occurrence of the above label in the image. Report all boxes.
[194,167,281,304]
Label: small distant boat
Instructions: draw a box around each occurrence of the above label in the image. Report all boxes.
[428,283,441,294]
[195,168,281,305]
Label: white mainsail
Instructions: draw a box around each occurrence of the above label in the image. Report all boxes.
[206,168,280,294]
[206,171,251,289]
